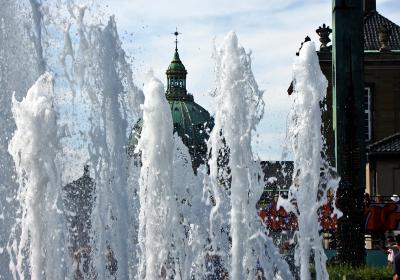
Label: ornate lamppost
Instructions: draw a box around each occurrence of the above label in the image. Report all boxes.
[332,0,366,266]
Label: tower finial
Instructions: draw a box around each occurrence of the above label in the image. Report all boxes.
[173,27,181,52]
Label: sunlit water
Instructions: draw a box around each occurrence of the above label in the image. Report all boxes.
[0,1,339,279]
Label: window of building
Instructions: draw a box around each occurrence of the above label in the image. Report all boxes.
[364,87,373,142]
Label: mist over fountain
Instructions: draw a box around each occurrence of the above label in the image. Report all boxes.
[0,1,339,279]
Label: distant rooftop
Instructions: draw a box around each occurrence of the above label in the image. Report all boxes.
[364,11,400,50]
[367,133,400,155]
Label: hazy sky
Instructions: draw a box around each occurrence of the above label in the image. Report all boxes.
[102,0,399,160]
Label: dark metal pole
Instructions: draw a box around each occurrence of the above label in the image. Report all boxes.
[332,0,366,266]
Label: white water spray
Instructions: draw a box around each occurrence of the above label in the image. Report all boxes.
[171,136,211,279]
[28,0,46,74]
[8,73,67,280]
[0,2,342,279]
[210,32,293,280]
[136,73,177,279]
[279,41,340,280]
[60,7,143,278]
[0,2,44,275]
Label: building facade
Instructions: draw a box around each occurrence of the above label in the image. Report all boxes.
[315,0,400,198]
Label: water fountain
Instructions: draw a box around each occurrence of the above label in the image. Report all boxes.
[278,41,340,280]
[0,1,339,279]
[209,32,293,280]
[8,73,67,280]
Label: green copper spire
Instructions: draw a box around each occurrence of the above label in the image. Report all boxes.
[166,28,192,101]
[129,29,214,172]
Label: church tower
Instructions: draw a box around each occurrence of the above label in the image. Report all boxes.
[130,30,214,171]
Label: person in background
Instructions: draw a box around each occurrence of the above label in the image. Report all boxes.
[387,236,398,268]
[364,193,371,208]
[392,235,400,280]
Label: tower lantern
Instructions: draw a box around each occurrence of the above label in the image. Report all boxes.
[166,28,192,101]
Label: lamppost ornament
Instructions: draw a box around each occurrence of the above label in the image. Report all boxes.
[316,23,332,51]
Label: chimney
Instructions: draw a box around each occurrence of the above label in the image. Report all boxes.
[363,0,376,14]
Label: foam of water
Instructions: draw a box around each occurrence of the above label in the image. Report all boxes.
[1,2,339,279]
[171,137,210,279]
[0,2,43,275]
[136,72,176,278]
[61,8,143,278]
[136,74,212,279]
[278,41,340,280]
[8,73,67,280]
[3,1,143,278]
[209,31,293,280]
